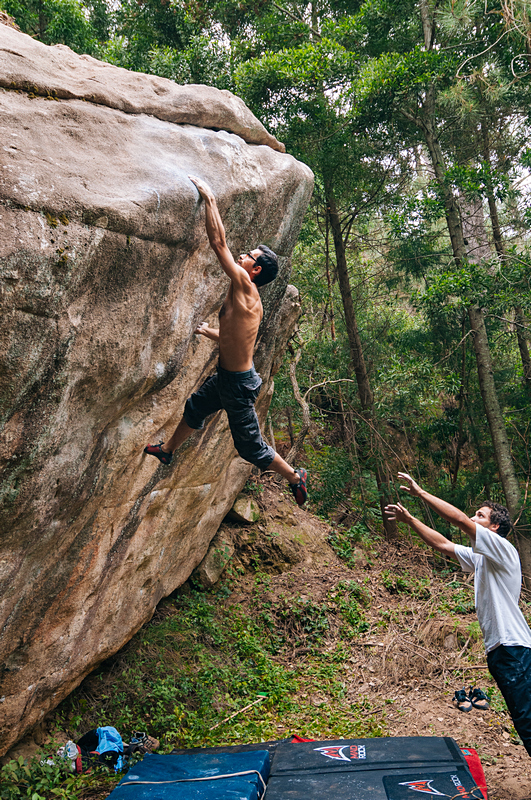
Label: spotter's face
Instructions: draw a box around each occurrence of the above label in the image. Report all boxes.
[470,506,497,531]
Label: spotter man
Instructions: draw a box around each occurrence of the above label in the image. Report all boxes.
[385,473,531,755]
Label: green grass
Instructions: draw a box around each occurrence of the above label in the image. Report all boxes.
[50,581,388,750]
[0,752,118,799]
[1,576,390,798]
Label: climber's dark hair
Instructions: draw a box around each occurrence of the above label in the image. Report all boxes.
[253,244,278,287]
[481,500,512,538]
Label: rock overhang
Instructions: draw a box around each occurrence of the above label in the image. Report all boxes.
[0,24,285,152]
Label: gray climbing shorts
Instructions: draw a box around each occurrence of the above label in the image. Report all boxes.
[183,364,275,470]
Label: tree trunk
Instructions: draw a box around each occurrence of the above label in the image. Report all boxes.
[419,0,435,50]
[481,121,505,259]
[461,197,531,576]
[419,113,530,582]
[324,215,337,341]
[451,317,468,488]
[467,305,521,515]
[324,214,350,439]
[459,197,522,502]
[267,415,276,454]
[38,0,46,40]
[515,306,531,396]
[467,304,531,584]
[481,124,531,395]
[286,407,294,447]
[324,180,397,538]
[325,183,373,408]
[422,116,466,264]
[285,344,311,467]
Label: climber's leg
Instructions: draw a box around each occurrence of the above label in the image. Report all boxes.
[163,418,195,453]
[144,373,223,463]
[225,401,275,470]
[219,366,308,504]
[268,452,301,482]
[182,373,223,432]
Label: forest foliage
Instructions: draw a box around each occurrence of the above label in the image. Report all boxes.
[5,0,531,562]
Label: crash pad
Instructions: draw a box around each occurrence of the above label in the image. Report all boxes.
[264,737,482,799]
[107,750,270,800]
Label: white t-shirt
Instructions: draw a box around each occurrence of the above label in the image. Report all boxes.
[454,523,531,653]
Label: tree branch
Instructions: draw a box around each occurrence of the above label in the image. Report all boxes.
[270,1,322,40]
[285,342,311,466]
[489,313,531,331]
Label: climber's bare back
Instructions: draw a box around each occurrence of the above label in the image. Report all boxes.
[218,263,263,372]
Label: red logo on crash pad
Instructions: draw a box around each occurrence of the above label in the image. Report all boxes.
[314,745,351,762]
[314,745,366,761]
[398,779,446,795]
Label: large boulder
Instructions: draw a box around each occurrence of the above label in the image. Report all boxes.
[0,26,313,753]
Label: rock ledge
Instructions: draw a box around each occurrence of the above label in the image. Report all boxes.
[0,25,285,152]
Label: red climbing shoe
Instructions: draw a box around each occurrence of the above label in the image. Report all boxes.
[144,442,173,465]
[289,468,308,506]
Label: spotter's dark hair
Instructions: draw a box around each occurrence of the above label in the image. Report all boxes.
[253,244,278,287]
[481,500,512,538]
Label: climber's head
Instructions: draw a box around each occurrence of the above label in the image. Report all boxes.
[239,246,278,286]
[252,244,279,287]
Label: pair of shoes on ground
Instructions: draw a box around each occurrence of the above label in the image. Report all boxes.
[123,731,159,756]
[453,686,490,712]
[144,443,309,507]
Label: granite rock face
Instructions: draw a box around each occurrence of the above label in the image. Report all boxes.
[0,26,313,753]
[0,24,284,152]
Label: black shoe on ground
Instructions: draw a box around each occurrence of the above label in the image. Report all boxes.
[144,442,173,465]
[124,731,160,756]
[469,686,490,710]
[452,688,472,712]
[289,468,308,506]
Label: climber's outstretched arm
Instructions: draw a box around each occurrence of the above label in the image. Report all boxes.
[189,175,250,290]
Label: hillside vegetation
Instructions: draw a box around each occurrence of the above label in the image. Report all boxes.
[3,478,530,799]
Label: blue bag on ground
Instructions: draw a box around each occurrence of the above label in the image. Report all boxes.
[107,750,270,799]
[96,726,124,771]
[77,726,124,772]
[96,727,123,756]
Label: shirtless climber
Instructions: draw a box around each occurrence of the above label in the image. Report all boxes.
[144,176,308,506]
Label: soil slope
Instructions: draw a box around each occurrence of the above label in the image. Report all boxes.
[7,477,531,799]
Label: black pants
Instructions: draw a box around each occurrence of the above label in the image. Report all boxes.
[487,644,531,755]
[183,364,275,470]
